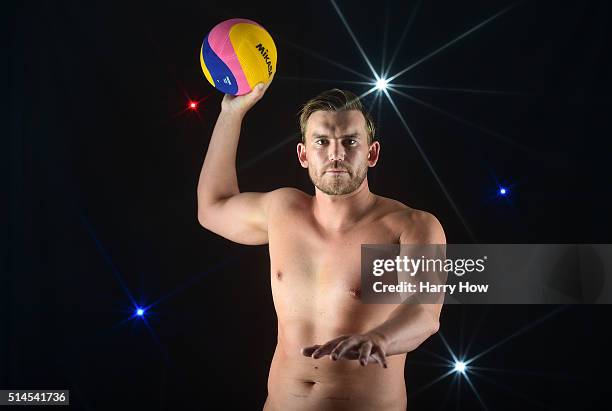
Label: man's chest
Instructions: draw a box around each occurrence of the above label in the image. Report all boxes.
[268,215,400,287]
[267,211,403,327]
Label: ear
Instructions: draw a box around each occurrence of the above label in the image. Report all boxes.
[297,142,309,168]
[367,141,381,167]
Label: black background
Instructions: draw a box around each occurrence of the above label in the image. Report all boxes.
[6,0,611,409]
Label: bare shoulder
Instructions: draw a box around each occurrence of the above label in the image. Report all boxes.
[375,196,446,244]
[267,187,311,211]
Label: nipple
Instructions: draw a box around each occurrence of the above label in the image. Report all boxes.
[348,287,361,299]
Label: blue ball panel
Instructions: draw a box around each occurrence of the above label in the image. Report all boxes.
[202,35,238,95]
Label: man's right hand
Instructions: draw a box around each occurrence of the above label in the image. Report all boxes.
[221,73,274,116]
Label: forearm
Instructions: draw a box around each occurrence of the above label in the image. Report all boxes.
[197,109,244,206]
[368,304,441,356]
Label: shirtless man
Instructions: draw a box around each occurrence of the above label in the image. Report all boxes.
[197,79,445,411]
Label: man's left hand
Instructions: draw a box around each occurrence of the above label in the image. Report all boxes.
[301,333,388,368]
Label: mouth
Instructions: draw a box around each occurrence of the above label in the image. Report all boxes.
[325,169,348,174]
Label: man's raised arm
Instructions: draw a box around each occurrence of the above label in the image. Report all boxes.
[197,78,275,245]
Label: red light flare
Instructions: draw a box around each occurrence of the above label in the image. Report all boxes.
[172,94,210,120]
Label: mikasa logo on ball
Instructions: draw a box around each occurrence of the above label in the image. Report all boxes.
[222,76,232,86]
[255,43,273,76]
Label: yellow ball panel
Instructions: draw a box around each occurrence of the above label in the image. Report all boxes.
[229,23,277,89]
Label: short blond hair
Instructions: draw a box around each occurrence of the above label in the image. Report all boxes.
[298,89,376,144]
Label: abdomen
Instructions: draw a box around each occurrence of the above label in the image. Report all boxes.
[265,341,407,411]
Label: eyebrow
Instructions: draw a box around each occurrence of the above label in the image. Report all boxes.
[311,133,360,139]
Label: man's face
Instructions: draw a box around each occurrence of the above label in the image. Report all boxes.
[297,110,379,195]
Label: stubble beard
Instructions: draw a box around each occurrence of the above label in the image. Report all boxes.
[309,162,369,195]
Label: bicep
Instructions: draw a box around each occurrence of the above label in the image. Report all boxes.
[198,191,273,245]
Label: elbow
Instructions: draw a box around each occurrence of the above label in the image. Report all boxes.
[196,196,221,229]
[420,304,441,337]
[197,208,213,229]
[196,190,217,227]
[429,320,440,336]
[197,212,206,228]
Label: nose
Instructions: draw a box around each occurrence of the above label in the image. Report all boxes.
[328,140,346,161]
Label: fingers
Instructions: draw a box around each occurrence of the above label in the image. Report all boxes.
[371,346,388,369]
[338,340,384,368]
[311,336,348,359]
[340,349,361,360]
[301,345,320,357]
[358,341,373,366]
[258,72,275,93]
[307,335,388,369]
[220,72,274,114]
[262,71,275,91]
[331,337,359,361]
[247,84,265,104]
[252,72,275,99]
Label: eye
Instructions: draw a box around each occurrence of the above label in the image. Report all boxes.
[315,139,328,145]
[345,139,357,146]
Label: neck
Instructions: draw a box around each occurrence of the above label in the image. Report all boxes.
[312,178,377,232]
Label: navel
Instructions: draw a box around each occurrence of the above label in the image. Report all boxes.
[299,380,317,389]
[276,270,283,281]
